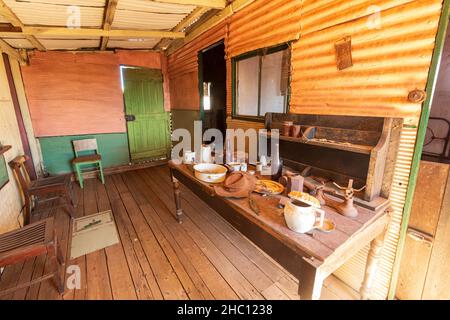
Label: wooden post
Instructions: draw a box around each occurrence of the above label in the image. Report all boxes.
[360,230,387,300]
[171,170,183,223]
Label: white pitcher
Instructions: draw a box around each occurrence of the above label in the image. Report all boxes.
[200,144,213,163]
[284,200,325,234]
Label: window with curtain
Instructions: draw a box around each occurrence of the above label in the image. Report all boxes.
[234,45,290,119]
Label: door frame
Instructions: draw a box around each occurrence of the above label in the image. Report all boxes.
[198,39,226,124]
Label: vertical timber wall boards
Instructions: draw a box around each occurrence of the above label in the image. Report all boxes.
[167,0,444,299]
[20,51,171,174]
[0,52,26,233]
[396,161,450,299]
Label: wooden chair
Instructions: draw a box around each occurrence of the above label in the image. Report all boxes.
[0,217,65,296]
[9,155,75,226]
[72,138,105,189]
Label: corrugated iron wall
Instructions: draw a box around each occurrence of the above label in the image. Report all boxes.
[168,22,227,110]
[227,0,301,58]
[301,0,416,34]
[167,0,444,299]
[225,0,302,119]
[333,124,419,299]
[290,0,442,118]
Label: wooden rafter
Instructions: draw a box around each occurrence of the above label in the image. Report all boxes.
[0,27,185,39]
[100,0,119,51]
[0,0,46,51]
[0,23,20,32]
[155,6,209,50]
[166,0,255,55]
[0,39,26,64]
[153,0,226,9]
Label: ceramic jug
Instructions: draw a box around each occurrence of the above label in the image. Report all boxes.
[200,144,213,163]
[284,200,325,234]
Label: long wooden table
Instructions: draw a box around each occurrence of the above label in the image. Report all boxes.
[168,161,391,300]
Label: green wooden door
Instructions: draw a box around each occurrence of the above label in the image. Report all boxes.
[123,68,171,161]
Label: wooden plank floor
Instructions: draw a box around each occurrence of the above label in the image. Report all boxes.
[0,166,359,300]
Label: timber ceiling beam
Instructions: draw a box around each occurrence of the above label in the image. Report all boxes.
[166,0,255,55]
[0,0,46,51]
[100,0,119,50]
[0,23,21,32]
[0,27,185,39]
[155,6,209,50]
[0,39,26,65]
[152,0,226,9]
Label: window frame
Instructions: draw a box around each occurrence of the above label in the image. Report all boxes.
[232,43,291,122]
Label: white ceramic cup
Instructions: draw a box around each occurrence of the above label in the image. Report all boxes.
[284,201,325,234]
[183,151,196,164]
[255,162,263,173]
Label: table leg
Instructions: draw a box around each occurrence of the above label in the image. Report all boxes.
[171,174,183,224]
[298,257,324,300]
[360,230,387,300]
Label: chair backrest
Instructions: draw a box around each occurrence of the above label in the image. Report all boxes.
[9,155,32,201]
[72,138,98,157]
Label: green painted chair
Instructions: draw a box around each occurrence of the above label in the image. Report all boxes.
[71,138,105,189]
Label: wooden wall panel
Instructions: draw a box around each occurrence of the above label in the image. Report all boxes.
[396,162,450,300]
[0,52,26,233]
[396,232,433,300]
[423,168,450,299]
[409,162,449,235]
[290,0,442,118]
[22,50,171,137]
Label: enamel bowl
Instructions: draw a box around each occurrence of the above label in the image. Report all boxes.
[193,163,228,184]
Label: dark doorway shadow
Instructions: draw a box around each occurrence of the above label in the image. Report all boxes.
[200,42,227,141]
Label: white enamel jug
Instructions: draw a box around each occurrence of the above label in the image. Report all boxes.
[284,200,325,234]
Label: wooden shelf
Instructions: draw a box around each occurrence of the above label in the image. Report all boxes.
[260,132,373,155]
[0,145,12,156]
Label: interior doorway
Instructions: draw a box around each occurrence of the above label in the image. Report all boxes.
[121,66,171,162]
[199,41,227,141]
[395,19,450,300]
[422,21,450,164]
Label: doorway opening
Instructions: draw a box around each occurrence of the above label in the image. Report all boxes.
[199,41,227,141]
[422,21,450,164]
[120,66,171,163]
[394,18,450,300]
